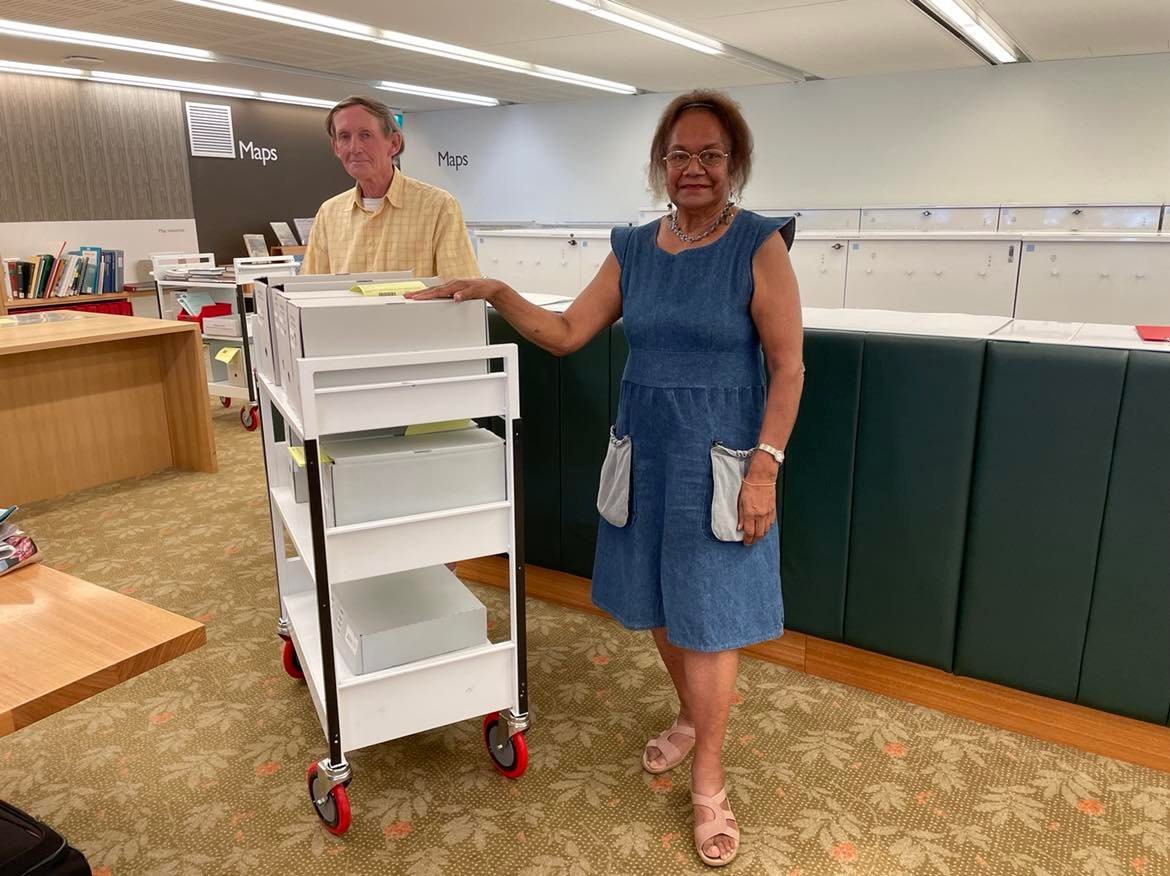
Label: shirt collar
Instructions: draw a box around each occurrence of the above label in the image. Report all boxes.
[350,169,405,213]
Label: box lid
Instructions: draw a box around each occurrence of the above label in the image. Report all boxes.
[323,426,502,463]
[335,565,485,634]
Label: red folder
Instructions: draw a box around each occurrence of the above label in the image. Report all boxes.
[1136,325,1170,342]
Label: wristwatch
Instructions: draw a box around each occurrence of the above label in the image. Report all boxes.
[755,443,785,465]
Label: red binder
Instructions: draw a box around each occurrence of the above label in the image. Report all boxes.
[1136,325,1170,342]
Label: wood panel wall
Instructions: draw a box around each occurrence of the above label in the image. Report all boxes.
[0,73,194,222]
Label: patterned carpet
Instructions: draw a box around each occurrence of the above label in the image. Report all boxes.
[2,405,1168,876]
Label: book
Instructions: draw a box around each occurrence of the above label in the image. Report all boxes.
[243,234,268,258]
[113,249,124,291]
[270,221,298,247]
[294,217,315,245]
[79,246,102,295]
[1136,325,1170,342]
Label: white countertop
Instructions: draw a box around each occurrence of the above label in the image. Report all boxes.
[505,301,1169,353]
[473,227,615,239]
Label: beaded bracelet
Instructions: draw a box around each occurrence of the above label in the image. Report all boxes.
[742,479,777,487]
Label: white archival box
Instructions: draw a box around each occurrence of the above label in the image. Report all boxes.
[284,293,489,420]
[253,272,413,385]
[332,565,487,675]
[321,426,505,527]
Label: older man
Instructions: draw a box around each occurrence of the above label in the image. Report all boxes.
[303,96,479,280]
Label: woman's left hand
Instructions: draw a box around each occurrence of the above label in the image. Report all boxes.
[738,478,777,547]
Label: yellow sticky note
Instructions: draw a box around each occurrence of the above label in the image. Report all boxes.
[405,419,475,436]
[215,346,240,364]
[350,280,428,296]
[287,446,331,466]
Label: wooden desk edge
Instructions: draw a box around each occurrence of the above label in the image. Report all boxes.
[0,314,198,357]
[1,624,205,737]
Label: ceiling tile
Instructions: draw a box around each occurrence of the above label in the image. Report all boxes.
[979,0,1170,61]
[694,0,982,78]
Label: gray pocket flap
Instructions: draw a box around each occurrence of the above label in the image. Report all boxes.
[597,427,632,528]
[710,443,753,542]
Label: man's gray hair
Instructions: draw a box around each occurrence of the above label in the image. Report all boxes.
[325,96,404,153]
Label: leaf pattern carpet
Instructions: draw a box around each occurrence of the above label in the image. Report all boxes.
[2,406,1168,876]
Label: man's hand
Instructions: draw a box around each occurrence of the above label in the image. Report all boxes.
[406,278,508,303]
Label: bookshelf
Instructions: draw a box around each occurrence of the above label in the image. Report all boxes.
[6,293,132,311]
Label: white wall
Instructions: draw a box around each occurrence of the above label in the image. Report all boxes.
[403,53,1170,223]
[0,218,199,286]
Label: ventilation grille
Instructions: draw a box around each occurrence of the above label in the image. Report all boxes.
[186,102,235,159]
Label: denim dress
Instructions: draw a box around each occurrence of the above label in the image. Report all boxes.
[590,210,795,652]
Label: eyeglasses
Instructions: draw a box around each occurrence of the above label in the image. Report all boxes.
[663,149,730,170]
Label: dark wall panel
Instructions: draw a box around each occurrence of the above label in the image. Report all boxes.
[954,342,1127,701]
[184,94,351,263]
[844,335,984,670]
[779,330,864,640]
[1077,352,1170,723]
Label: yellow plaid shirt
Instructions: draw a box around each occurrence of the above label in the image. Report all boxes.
[302,171,480,280]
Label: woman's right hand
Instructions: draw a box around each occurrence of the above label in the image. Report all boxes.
[406,278,509,303]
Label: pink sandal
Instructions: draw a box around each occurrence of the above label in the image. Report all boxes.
[692,786,740,867]
[641,718,696,774]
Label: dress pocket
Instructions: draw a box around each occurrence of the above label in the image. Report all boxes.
[709,442,753,542]
[597,426,633,527]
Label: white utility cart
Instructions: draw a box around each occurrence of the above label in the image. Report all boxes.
[252,278,530,836]
[151,252,297,430]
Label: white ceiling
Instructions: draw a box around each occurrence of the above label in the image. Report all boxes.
[0,0,1167,111]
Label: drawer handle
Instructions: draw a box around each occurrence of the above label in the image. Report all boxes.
[1072,208,1083,215]
[922,210,933,217]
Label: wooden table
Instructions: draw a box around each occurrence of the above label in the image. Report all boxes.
[0,311,216,505]
[0,565,205,736]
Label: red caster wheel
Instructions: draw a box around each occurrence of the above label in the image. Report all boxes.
[240,405,260,431]
[281,639,304,680]
[483,712,528,779]
[306,763,351,836]
[220,396,232,408]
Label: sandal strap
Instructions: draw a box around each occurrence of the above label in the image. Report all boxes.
[645,721,696,761]
[693,787,739,846]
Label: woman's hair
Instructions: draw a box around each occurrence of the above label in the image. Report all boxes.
[647,89,754,202]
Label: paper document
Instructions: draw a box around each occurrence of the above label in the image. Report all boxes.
[404,420,476,436]
[176,291,215,316]
[287,446,332,466]
[271,222,299,247]
[215,346,240,364]
[350,280,428,296]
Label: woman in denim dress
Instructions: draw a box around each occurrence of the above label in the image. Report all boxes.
[411,90,805,867]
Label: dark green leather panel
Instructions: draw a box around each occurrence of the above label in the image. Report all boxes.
[844,335,984,670]
[1077,352,1170,723]
[779,330,864,640]
[560,331,611,578]
[488,312,562,569]
[954,342,1127,701]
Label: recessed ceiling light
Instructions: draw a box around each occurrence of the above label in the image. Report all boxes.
[0,18,213,61]
[914,0,1021,63]
[377,81,498,108]
[175,0,638,95]
[547,0,722,56]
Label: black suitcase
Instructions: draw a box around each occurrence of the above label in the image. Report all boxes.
[0,799,91,876]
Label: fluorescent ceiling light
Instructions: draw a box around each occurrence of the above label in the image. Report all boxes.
[0,18,212,61]
[91,70,254,96]
[0,59,84,79]
[547,0,723,56]
[175,0,637,95]
[920,0,1017,63]
[0,60,350,108]
[259,91,336,108]
[378,81,497,107]
[176,0,376,41]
